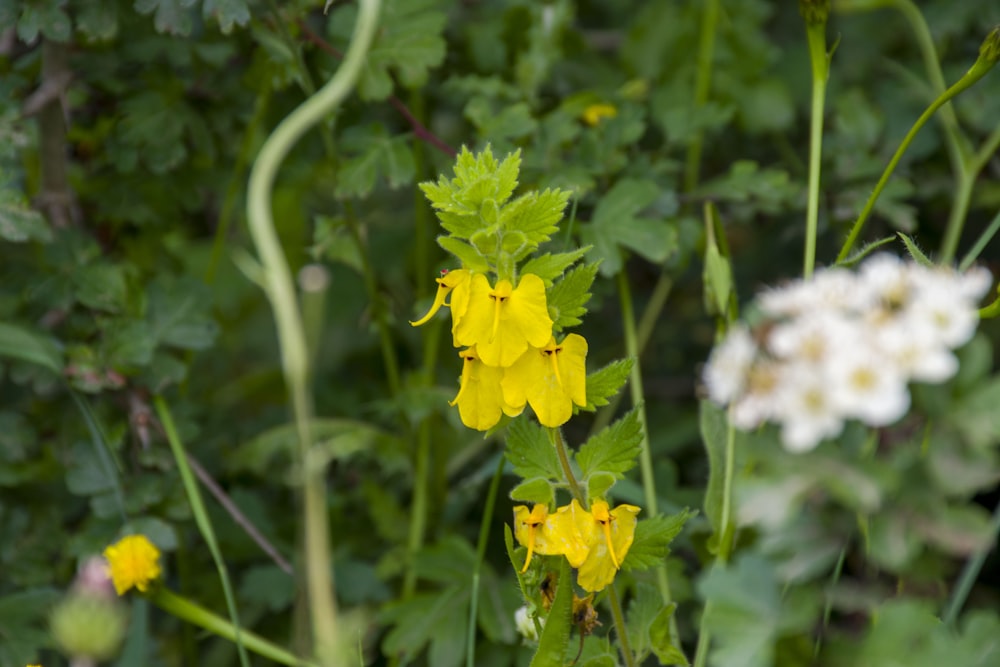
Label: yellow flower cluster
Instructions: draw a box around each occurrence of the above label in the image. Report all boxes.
[412,269,588,430]
[103,534,162,595]
[513,499,640,592]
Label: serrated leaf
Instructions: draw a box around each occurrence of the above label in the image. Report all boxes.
[134,0,195,36]
[0,189,51,243]
[577,408,643,479]
[75,263,128,313]
[530,558,573,667]
[147,277,219,351]
[548,262,599,330]
[582,358,634,411]
[335,123,416,199]
[202,0,250,33]
[505,418,562,480]
[380,586,468,665]
[520,247,590,286]
[581,179,677,276]
[437,237,490,272]
[622,510,693,571]
[650,604,688,665]
[501,189,571,248]
[510,477,555,504]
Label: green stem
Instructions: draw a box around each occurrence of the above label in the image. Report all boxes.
[837,52,998,263]
[692,603,712,667]
[549,427,636,667]
[245,0,380,660]
[149,587,316,667]
[466,454,506,667]
[154,396,250,667]
[803,16,829,278]
[940,123,1000,264]
[684,0,720,192]
[814,546,847,659]
[943,497,1000,625]
[959,207,1000,272]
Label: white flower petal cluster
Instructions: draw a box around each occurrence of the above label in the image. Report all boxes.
[703,254,993,452]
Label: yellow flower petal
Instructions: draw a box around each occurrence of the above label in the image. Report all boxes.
[581,103,617,126]
[103,534,162,596]
[455,273,553,367]
[410,269,470,327]
[502,334,588,427]
[450,346,522,431]
[576,501,640,593]
[513,501,594,571]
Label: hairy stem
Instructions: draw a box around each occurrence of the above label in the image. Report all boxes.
[803,15,829,278]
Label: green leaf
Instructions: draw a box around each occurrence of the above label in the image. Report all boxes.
[650,604,688,665]
[577,408,642,479]
[510,477,555,505]
[581,179,678,276]
[530,558,573,667]
[501,188,571,248]
[505,418,562,481]
[465,99,539,141]
[133,0,195,37]
[202,0,250,33]
[582,358,634,411]
[381,586,468,666]
[0,587,59,667]
[520,247,589,286]
[76,263,128,313]
[622,510,693,571]
[0,322,62,373]
[586,471,617,502]
[548,261,599,330]
[0,189,51,243]
[437,237,490,273]
[703,202,733,317]
[505,524,531,602]
[626,585,687,664]
[898,232,934,266]
[335,123,416,199]
[700,400,730,544]
[147,277,219,351]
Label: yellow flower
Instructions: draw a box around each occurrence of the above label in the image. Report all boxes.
[581,103,617,126]
[454,273,553,367]
[103,534,162,595]
[502,334,588,427]
[576,500,640,593]
[450,346,523,430]
[409,269,471,337]
[513,503,591,572]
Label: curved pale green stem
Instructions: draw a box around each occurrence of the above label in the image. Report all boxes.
[940,123,1000,264]
[154,396,250,667]
[549,428,636,667]
[149,587,317,667]
[959,207,1000,272]
[803,15,829,278]
[684,0,720,192]
[837,45,998,263]
[244,0,380,661]
[943,497,1000,625]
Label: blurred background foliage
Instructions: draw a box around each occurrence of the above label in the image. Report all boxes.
[2,0,1000,665]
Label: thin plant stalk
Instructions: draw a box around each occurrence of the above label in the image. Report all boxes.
[616,271,680,651]
[943,497,1000,625]
[684,0,720,192]
[959,207,1000,272]
[837,42,999,263]
[940,123,1000,264]
[154,396,251,667]
[244,0,380,660]
[149,587,317,667]
[466,454,506,667]
[803,10,830,278]
[550,428,636,667]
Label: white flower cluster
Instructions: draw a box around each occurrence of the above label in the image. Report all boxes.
[703,254,993,452]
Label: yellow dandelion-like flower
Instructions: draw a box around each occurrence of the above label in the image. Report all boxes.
[103,534,162,595]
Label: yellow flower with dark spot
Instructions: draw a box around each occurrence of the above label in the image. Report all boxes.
[576,500,640,593]
[103,534,162,596]
[450,346,523,430]
[409,269,471,339]
[581,103,617,126]
[513,502,591,572]
[454,273,553,367]
[502,334,588,427]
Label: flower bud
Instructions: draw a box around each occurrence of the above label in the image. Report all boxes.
[799,0,830,25]
[50,592,128,661]
[978,24,1000,67]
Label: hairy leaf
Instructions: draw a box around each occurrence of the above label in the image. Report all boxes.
[505,418,561,481]
[622,509,693,571]
[582,358,634,411]
[548,262,599,330]
[577,408,643,479]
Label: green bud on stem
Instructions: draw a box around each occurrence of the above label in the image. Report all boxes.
[799,0,831,25]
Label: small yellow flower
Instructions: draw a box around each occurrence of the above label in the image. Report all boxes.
[581,103,617,126]
[502,334,588,427]
[454,273,553,367]
[450,346,523,430]
[576,500,640,593]
[409,269,471,337]
[103,534,162,595]
[513,502,591,572]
